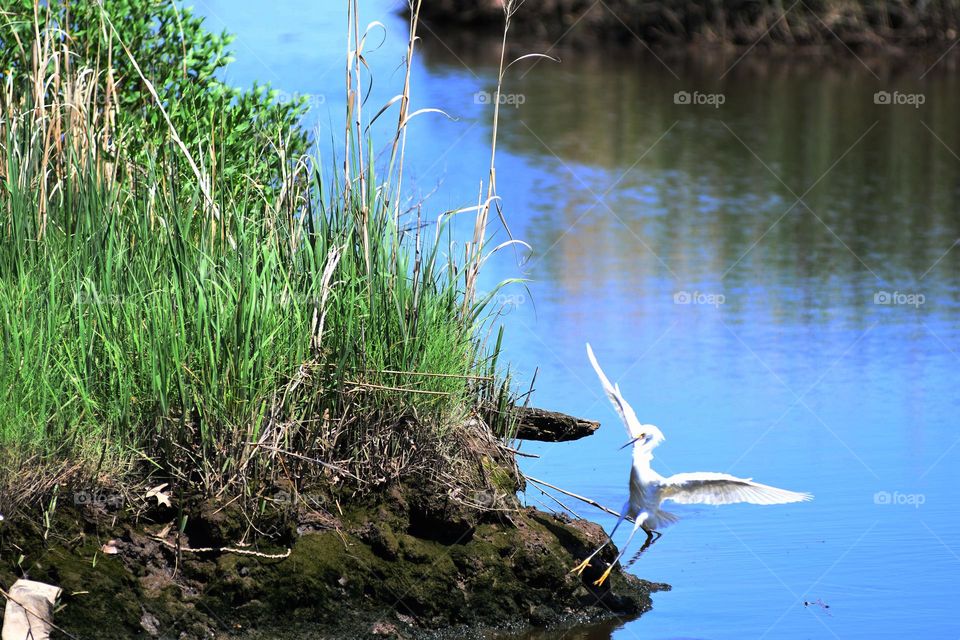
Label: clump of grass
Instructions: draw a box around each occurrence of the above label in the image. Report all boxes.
[0,1,522,516]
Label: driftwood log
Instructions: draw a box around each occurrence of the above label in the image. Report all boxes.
[514,406,599,442]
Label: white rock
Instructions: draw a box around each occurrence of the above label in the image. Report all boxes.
[2,579,62,640]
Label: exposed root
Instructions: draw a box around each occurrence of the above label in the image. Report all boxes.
[149,536,291,560]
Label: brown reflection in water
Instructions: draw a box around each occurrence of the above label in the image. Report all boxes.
[491,616,627,640]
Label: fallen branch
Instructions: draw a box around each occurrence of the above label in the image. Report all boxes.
[497,443,539,458]
[346,381,452,396]
[528,483,583,519]
[524,475,634,523]
[514,407,599,442]
[371,369,494,380]
[151,537,291,559]
[252,444,363,483]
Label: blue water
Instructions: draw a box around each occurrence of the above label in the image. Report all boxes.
[196,2,960,637]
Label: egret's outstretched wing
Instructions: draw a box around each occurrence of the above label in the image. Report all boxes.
[586,343,644,440]
[658,472,812,505]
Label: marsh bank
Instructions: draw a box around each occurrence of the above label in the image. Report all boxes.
[1,460,666,639]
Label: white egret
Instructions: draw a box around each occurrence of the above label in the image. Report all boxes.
[573,343,812,586]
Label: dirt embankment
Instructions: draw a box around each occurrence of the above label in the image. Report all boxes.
[0,481,666,639]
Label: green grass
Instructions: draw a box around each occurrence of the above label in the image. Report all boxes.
[0,3,519,507]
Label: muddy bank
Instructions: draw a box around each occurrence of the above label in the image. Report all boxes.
[0,483,666,639]
[413,0,960,54]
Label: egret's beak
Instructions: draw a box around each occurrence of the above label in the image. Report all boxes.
[619,436,644,450]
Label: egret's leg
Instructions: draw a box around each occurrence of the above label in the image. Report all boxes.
[594,512,648,587]
[571,501,629,576]
[570,542,608,576]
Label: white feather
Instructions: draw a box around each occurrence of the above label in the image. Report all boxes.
[586,343,645,441]
[659,472,813,505]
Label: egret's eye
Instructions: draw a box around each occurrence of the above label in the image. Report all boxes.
[640,433,646,438]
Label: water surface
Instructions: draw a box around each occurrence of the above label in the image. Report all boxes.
[197,2,960,637]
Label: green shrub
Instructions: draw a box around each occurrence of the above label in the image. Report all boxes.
[0,0,309,193]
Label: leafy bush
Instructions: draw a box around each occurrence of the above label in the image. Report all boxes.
[0,0,309,192]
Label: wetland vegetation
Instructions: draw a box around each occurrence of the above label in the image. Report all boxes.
[0,1,662,637]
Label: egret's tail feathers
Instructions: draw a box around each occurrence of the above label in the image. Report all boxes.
[657,510,680,527]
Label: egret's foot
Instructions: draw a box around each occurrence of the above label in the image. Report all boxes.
[570,558,592,576]
[593,565,613,587]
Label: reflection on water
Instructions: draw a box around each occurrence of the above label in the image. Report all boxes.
[198,2,960,638]
[423,31,960,640]
[491,617,628,640]
[420,41,960,293]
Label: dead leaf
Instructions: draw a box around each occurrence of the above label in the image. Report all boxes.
[145,483,172,508]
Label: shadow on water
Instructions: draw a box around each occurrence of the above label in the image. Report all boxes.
[491,617,627,640]
[491,616,713,640]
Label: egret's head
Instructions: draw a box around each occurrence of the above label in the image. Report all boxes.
[620,424,665,451]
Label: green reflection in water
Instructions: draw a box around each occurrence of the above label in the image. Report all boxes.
[421,40,960,323]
